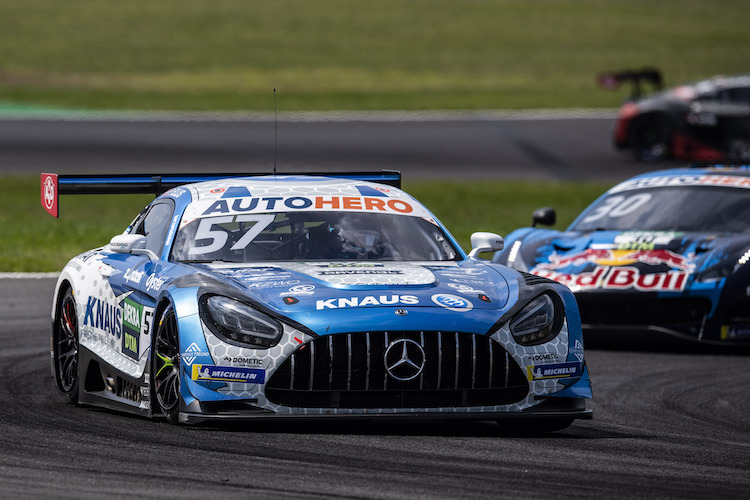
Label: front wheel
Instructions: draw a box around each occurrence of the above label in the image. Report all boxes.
[630,115,672,162]
[152,305,181,423]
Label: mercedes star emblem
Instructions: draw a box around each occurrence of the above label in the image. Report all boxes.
[384,338,426,381]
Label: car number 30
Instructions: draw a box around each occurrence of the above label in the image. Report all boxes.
[581,194,652,224]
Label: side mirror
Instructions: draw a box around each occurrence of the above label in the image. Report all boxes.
[109,234,158,260]
[468,232,504,259]
[532,207,556,227]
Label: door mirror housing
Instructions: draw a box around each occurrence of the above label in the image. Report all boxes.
[109,234,158,260]
[468,232,504,259]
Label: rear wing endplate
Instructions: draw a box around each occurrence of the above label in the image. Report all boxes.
[40,170,401,217]
[597,68,663,100]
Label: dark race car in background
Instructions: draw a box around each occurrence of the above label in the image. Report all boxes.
[603,72,750,163]
[44,171,592,431]
[494,166,750,345]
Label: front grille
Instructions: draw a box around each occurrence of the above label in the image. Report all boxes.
[266,331,528,409]
[577,296,710,327]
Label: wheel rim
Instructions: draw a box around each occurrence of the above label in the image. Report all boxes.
[153,308,180,414]
[56,292,79,393]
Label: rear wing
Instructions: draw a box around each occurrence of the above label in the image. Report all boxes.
[597,68,663,100]
[41,170,401,217]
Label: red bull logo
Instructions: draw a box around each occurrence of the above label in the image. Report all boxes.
[533,248,694,293]
[538,248,694,272]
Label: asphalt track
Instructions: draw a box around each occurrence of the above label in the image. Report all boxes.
[3,114,745,499]
[3,278,750,499]
[0,111,666,181]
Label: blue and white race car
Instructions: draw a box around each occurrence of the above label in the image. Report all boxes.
[494,166,750,345]
[44,171,592,430]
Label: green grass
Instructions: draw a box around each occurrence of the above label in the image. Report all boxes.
[0,0,748,111]
[3,175,608,272]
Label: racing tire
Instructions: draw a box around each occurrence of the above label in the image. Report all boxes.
[630,115,672,162]
[152,304,181,424]
[53,288,80,404]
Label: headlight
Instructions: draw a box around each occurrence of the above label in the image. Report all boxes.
[695,246,750,283]
[509,293,563,346]
[202,295,283,348]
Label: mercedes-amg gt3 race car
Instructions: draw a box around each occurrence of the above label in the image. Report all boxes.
[611,74,750,163]
[494,166,750,345]
[44,171,592,430]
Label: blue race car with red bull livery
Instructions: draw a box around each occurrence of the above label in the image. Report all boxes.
[44,171,592,431]
[494,166,750,345]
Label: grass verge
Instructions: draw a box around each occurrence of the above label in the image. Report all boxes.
[1,0,749,111]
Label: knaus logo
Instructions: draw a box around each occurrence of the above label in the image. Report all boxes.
[316,295,418,310]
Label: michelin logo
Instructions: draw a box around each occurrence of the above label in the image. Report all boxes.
[527,362,582,381]
[192,364,265,384]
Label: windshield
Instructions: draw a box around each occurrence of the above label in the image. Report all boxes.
[571,186,750,233]
[171,211,460,263]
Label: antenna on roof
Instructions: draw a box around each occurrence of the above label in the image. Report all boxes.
[273,88,278,176]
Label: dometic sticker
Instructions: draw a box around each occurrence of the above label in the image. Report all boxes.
[431,294,473,312]
[191,365,265,384]
[316,295,419,310]
[527,362,582,381]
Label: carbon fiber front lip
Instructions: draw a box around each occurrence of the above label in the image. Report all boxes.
[178,406,592,425]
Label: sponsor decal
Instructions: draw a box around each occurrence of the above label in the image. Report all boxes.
[199,196,415,216]
[319,270,402,276]
[609,174,750,194]
[84,296,124,339]
[191,364,265,384]
[431,294,473,312]
[98,264,115,277]
[534,266,689,292]
[538,248,694,272]
[124,268,145,284]
[145,274,166,293]
[524,353,564,363]
[246,279,301,289]
[533,248,694,292]
[316,295,419,310]
[316,262,383,268]
[447,282,485,294]
[121,298,144,360]
[614,232,682,251]
[722,325,750,340]
[167,187,187,199]
[182,342,211,366]
[222,356,264,367]
[84,293,153,360]
[280,284,315,297]
[41,173,58,217]
[527,362,582,381]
